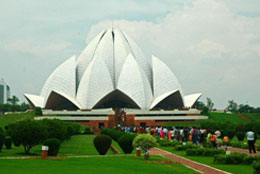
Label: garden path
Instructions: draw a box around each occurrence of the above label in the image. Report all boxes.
[150,148,231,174]
[224,146,260,155]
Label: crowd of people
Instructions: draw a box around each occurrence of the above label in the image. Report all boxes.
[116,125,257,153]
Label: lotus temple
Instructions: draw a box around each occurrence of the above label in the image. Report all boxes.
[25,28,207,129]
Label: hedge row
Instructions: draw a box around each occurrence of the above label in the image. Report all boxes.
[157,138,181,147]
[186,148,225,156]
[214,153,260,164]
[174,143,199,151]
[253,161,260,174]
[101,128,125,142]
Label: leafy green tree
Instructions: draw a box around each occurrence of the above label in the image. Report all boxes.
[7,120,48,154]
[193,101,205,109]
[201,106,209,115]
[132,134,157,160]
[41,119,67,141]
[7,95,19,106]
[206,98,214,111]
[226,100,238,113]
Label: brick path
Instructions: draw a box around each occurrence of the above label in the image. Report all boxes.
[150,148,231,174]
[237,113,251,122]
[224,146,260,155]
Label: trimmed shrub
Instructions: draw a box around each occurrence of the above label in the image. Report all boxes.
[186,148,225,156]
[93,135,112,155]
[214,153,247,164]
[34,107,42,116]
[118,134,136,154]
[230,141,248,149]
[132,134,157,160]
[43,138,61,156]
[101,128,124,142]
[253,161,260,174]
[174,142,198,151]
[0,127,5,151]
[41,119,67,141]
[236,132,245,141]
[4,136,12,149]
[7,120,48,154]
[158,139,180,147]
[84,127,94,135]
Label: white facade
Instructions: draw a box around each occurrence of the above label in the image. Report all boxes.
[0,78,10,104]
[25,28,202,110]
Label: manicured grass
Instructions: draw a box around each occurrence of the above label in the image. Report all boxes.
[0,112,34,128]
[242,113,260,121]
[0,135,123,157]
[160,147,254,174]
[59,135,124,156]
[207,112,247,123]
[0,144,41,157]
[0,155,197,174]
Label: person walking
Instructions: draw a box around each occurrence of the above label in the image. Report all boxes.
[246,130,256,153]
[210,133,217,148]
[223,136,229,150]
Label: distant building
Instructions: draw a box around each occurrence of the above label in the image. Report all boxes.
[0,78,10,104]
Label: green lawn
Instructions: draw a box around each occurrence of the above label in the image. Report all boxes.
[207,112,247,123]
[242,113,260,121]
[160,147,254,174]
[0,135,132,157]
[0,155,197,174]
[0,112,34,128]
[59,135,124,156]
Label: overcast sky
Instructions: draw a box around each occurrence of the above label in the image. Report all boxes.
[0,0,260,109]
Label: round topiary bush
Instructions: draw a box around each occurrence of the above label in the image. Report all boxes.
[118,134,136,154]
[236,131,245,141]
[93,135,112,155]
[4,136,12,149]
[43,138,61,156]
[132,134,157,160]
[0,127,5,151]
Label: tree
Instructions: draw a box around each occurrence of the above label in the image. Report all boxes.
[132,134,157,160]
[206,98,214,111]
[7,95,19,106]
[226,100,238,113]
[193,101,205,109]
[7,120,48,154]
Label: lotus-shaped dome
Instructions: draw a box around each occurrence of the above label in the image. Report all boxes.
[25,28,201,110]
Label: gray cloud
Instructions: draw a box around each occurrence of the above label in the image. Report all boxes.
[0,0,259,109]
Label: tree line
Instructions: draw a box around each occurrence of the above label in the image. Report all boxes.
[194,98,260,114]
[0,95,30,113]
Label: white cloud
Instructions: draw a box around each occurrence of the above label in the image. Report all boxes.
[87,0,260,108]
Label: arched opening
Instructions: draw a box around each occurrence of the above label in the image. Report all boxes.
[45,91,79,110]
[93,89,140,109]
[153,91,184,110]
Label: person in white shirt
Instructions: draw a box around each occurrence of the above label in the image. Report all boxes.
[246,130,256,153]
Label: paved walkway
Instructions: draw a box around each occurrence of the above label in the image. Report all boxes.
[237,113,251,122]
[224,146,260,155]
[150,148,231,174]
